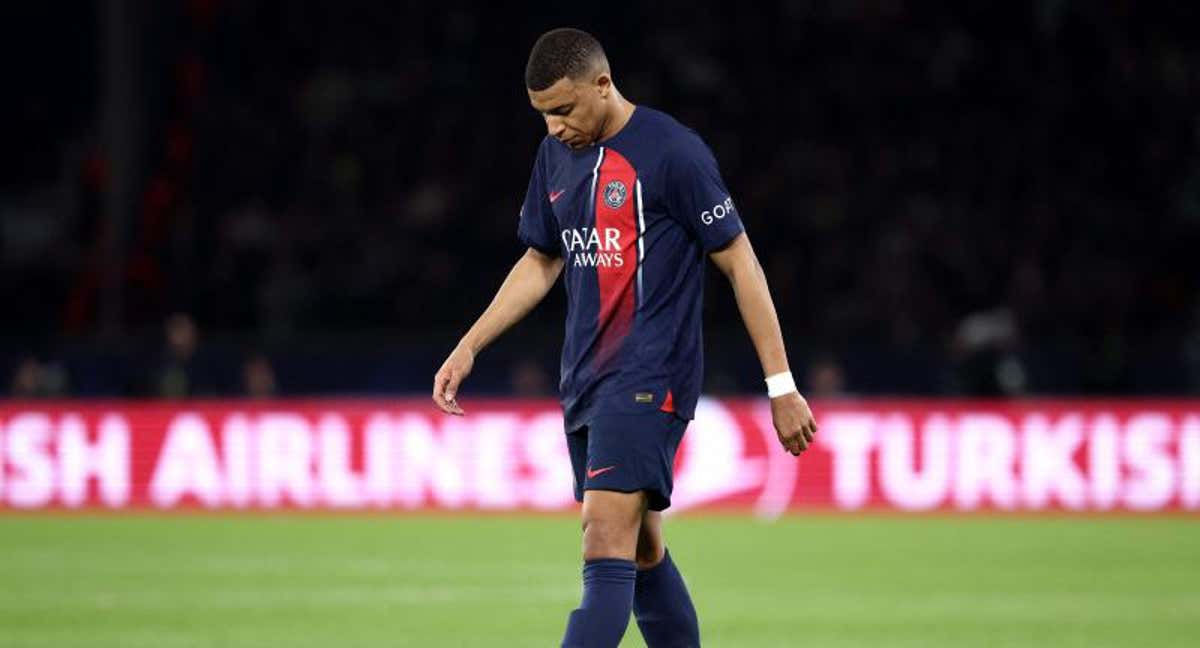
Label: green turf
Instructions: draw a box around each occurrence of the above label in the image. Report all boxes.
[0,514,1197,647]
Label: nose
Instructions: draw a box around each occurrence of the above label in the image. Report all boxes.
[545,115,566,138]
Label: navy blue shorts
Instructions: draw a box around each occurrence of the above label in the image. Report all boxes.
[566,410,689,511]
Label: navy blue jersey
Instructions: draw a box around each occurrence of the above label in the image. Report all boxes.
[518,106,744,431]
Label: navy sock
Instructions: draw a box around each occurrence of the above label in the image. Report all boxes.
[633,549,701,647]
[561,558,637,648]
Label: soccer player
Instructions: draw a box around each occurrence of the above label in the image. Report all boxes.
[433,28,817,648]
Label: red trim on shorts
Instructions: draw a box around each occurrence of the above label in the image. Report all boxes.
[660,389,675,413]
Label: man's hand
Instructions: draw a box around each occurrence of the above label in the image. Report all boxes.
[433,345,475,415]
[771,391,817,455]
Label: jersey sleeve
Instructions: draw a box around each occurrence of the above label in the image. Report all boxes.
[664,135,744,252]
[516,140,561,256]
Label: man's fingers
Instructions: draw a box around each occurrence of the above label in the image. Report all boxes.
[434,391,465,415]
[444,372,467,415]
[444,373,461,401]
[446,392,465,415]
[432,373,449,409]
[432,370,465,415]
[774,401,818,456]
[784,428,807,455]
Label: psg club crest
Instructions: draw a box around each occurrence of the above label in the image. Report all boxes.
[603,180,628,209]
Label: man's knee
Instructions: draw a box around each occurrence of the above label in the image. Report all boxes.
[581,490,646,560]
[636,510,665,569]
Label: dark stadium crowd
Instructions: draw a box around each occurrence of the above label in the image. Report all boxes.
[3,1,1199,398]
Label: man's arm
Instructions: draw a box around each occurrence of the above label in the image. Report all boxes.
[709,232,817,455]
[432,247,564,415]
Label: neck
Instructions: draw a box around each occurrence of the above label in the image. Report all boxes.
[598,92,635,143]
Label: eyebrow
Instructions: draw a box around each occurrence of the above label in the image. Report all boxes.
[543,103,573,116]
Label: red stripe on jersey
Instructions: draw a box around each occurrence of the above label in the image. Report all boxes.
[660,389,675,413]
[593,148,638,370]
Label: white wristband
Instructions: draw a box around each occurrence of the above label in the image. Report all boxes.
[764,372,797,398]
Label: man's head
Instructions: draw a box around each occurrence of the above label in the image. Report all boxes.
[526,28,618,149]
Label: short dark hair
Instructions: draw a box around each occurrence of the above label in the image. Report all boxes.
[525,28,607,91]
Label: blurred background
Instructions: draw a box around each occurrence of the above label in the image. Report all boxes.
[4,0,1200,401]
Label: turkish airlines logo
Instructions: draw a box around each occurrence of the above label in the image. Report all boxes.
[3,402,1196,514]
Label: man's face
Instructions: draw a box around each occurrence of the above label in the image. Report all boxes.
[528,75,609,149]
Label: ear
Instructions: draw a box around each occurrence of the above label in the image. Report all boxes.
[594,73,613,98]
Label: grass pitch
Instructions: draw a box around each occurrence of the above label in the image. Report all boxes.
[0,513,1197,647]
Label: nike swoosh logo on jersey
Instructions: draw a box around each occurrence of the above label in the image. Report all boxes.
[586,465,617,479]
[549,189,566,203]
